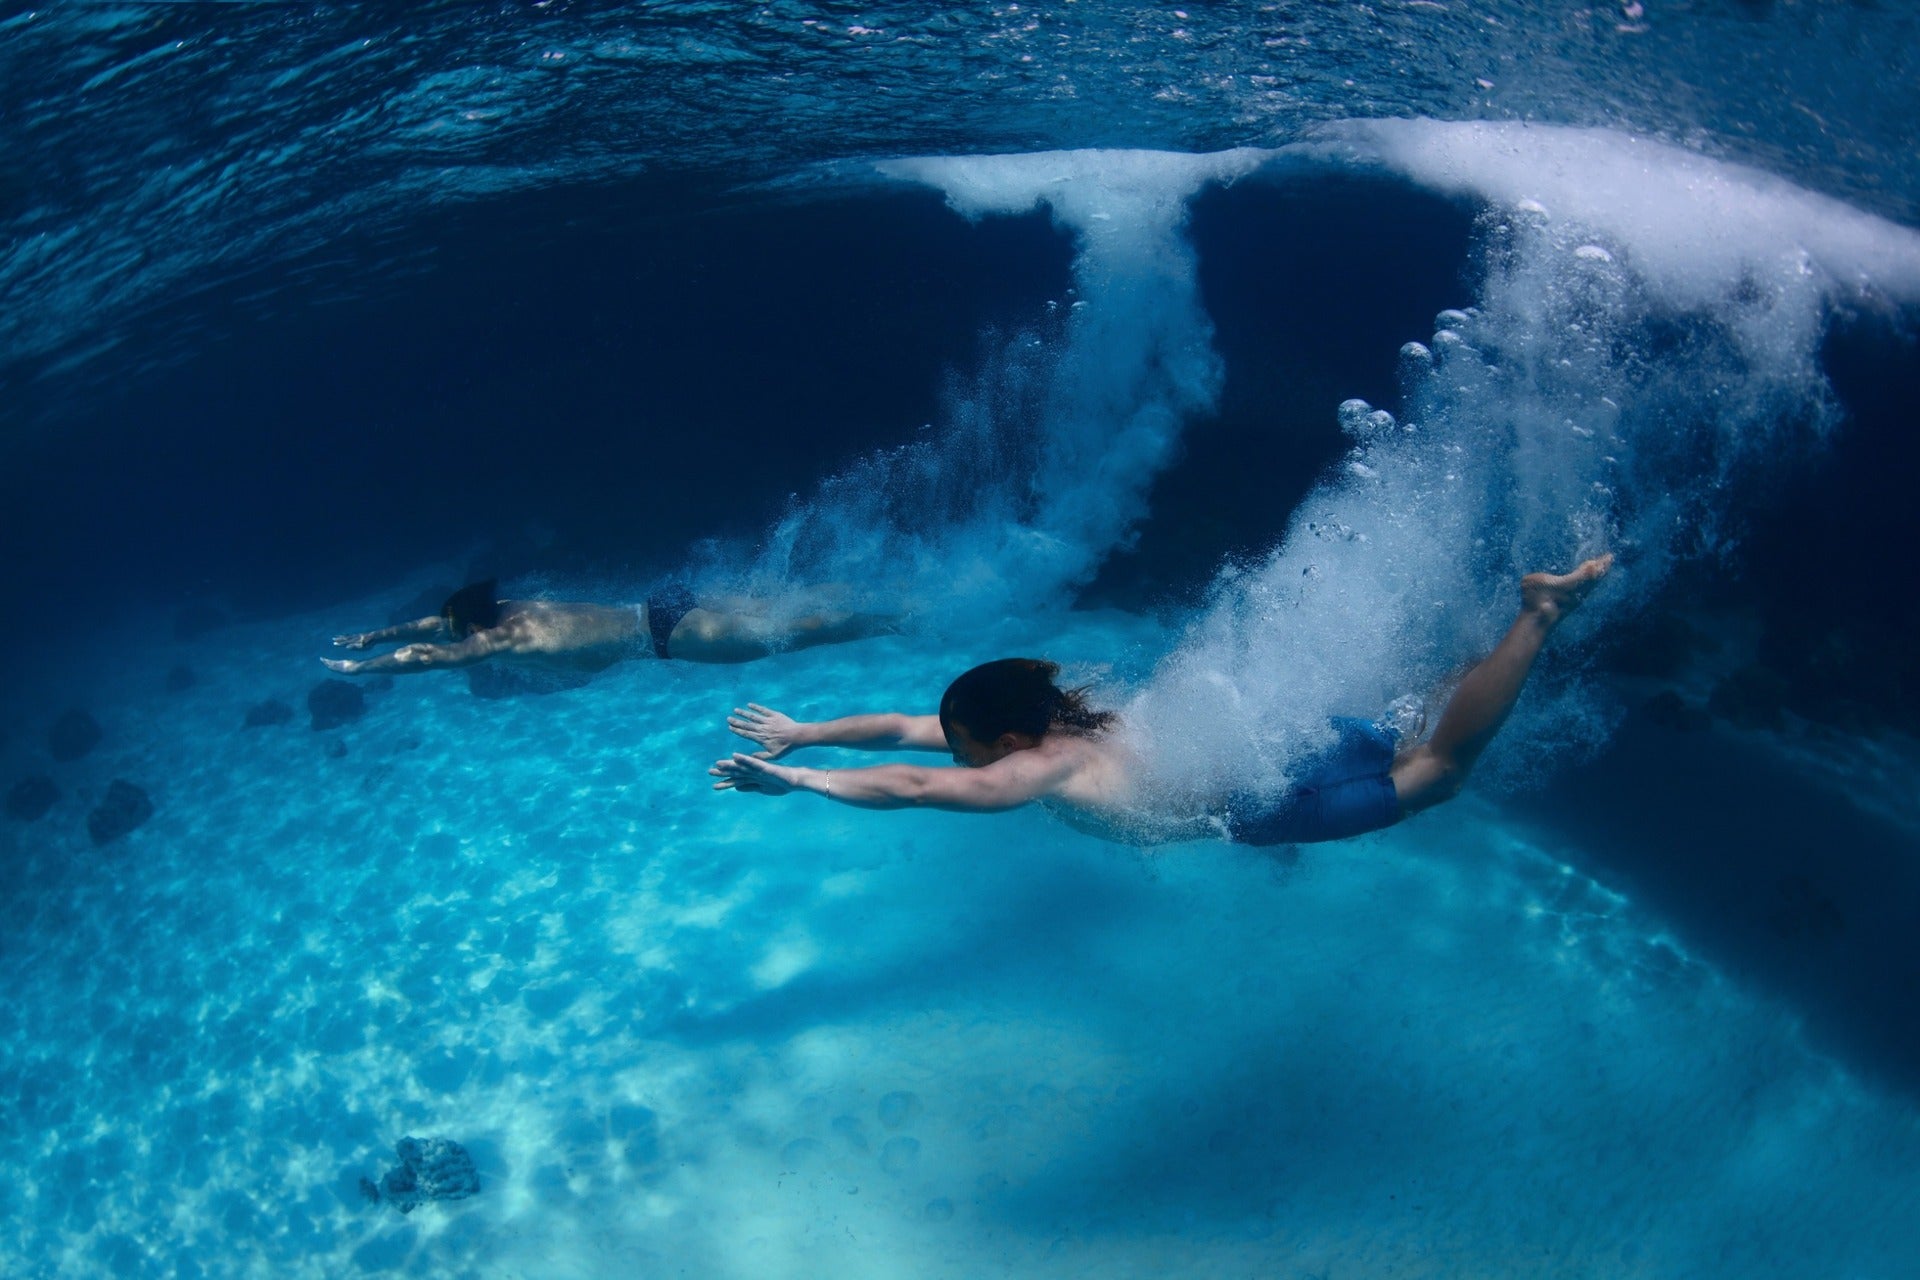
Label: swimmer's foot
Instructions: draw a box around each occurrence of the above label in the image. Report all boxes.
[1521,553,1614,627]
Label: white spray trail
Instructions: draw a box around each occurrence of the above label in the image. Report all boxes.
[740,148,1268,621]
[1132,122,1920,801]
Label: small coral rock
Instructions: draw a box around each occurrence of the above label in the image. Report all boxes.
[88,780,154,845]
[367,1137,481,1214]
[308,680,367,731]
[6,775,60,822]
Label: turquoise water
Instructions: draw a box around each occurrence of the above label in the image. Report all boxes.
[4,595,1918,1276]
[6,4,1920,1275]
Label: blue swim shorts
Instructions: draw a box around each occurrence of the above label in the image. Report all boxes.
[645,583,698,659]
[1226,716,1403,846]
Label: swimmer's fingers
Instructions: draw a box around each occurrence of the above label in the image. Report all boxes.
[716,752,794,795]
[332,633,370,650]
[726,717,774,752]
[709,759,772,794]
[728,704,795,758]
[320,657,358,674]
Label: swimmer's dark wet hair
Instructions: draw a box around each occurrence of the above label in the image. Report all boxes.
[939,658,1115,742]
[441,581,502,639]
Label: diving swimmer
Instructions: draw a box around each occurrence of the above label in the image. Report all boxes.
[709,556,1614,846]
[324,580,893,675]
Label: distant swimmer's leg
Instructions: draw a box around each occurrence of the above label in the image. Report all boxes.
[666,606,897,664]
[1390,554,1614,814]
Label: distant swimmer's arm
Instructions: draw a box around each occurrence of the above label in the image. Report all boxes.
[727,704,946,760]
[710,750,1069,813]
[332,616,446,650]
[320,631,508,675]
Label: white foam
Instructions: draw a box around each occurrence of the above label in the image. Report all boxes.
[1133,123,1920,796]
[743,149,1268,619]
[1325,119,1920,308]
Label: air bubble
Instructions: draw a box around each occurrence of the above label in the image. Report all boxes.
[1337,399,1373,436]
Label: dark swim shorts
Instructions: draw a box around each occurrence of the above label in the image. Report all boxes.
[645,583,698,659]
[1226,716,1403,846]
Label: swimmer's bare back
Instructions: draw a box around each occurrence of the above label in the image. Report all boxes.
[323,600,643,675]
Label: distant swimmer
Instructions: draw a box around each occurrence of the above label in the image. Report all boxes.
[323,580,894,676]
[710,556,1613,846]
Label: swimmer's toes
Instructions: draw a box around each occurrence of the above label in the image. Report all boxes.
[1521,554,1614,621]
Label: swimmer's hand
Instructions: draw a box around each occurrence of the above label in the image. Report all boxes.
[727,703,807,759]
[320,657,362,674]
[710,753,799,796]
[333,633,373,650]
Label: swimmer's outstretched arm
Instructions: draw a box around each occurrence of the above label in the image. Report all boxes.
[333,616,445,650]
[710,749,1069,813]
[727,704,946,760]
[320,632,507,675]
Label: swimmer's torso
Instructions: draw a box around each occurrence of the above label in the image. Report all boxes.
[488,600,646,672]
[1032,730,1221,846]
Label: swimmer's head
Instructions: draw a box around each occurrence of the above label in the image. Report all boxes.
[939,658,1114,765]
[441,580,502,639]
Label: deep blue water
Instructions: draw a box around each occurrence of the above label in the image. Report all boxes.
[4,4,1920,1276]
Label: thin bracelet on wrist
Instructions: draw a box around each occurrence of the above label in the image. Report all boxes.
[822,769,832,797]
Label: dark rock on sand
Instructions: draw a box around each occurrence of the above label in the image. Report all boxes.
[308,680,367,731]
[365,1137,481,1215]
[48,709,103,762]
[6,775,59,822]
[87,780,154,844]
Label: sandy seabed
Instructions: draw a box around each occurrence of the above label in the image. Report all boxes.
[1,598,1915,1279]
